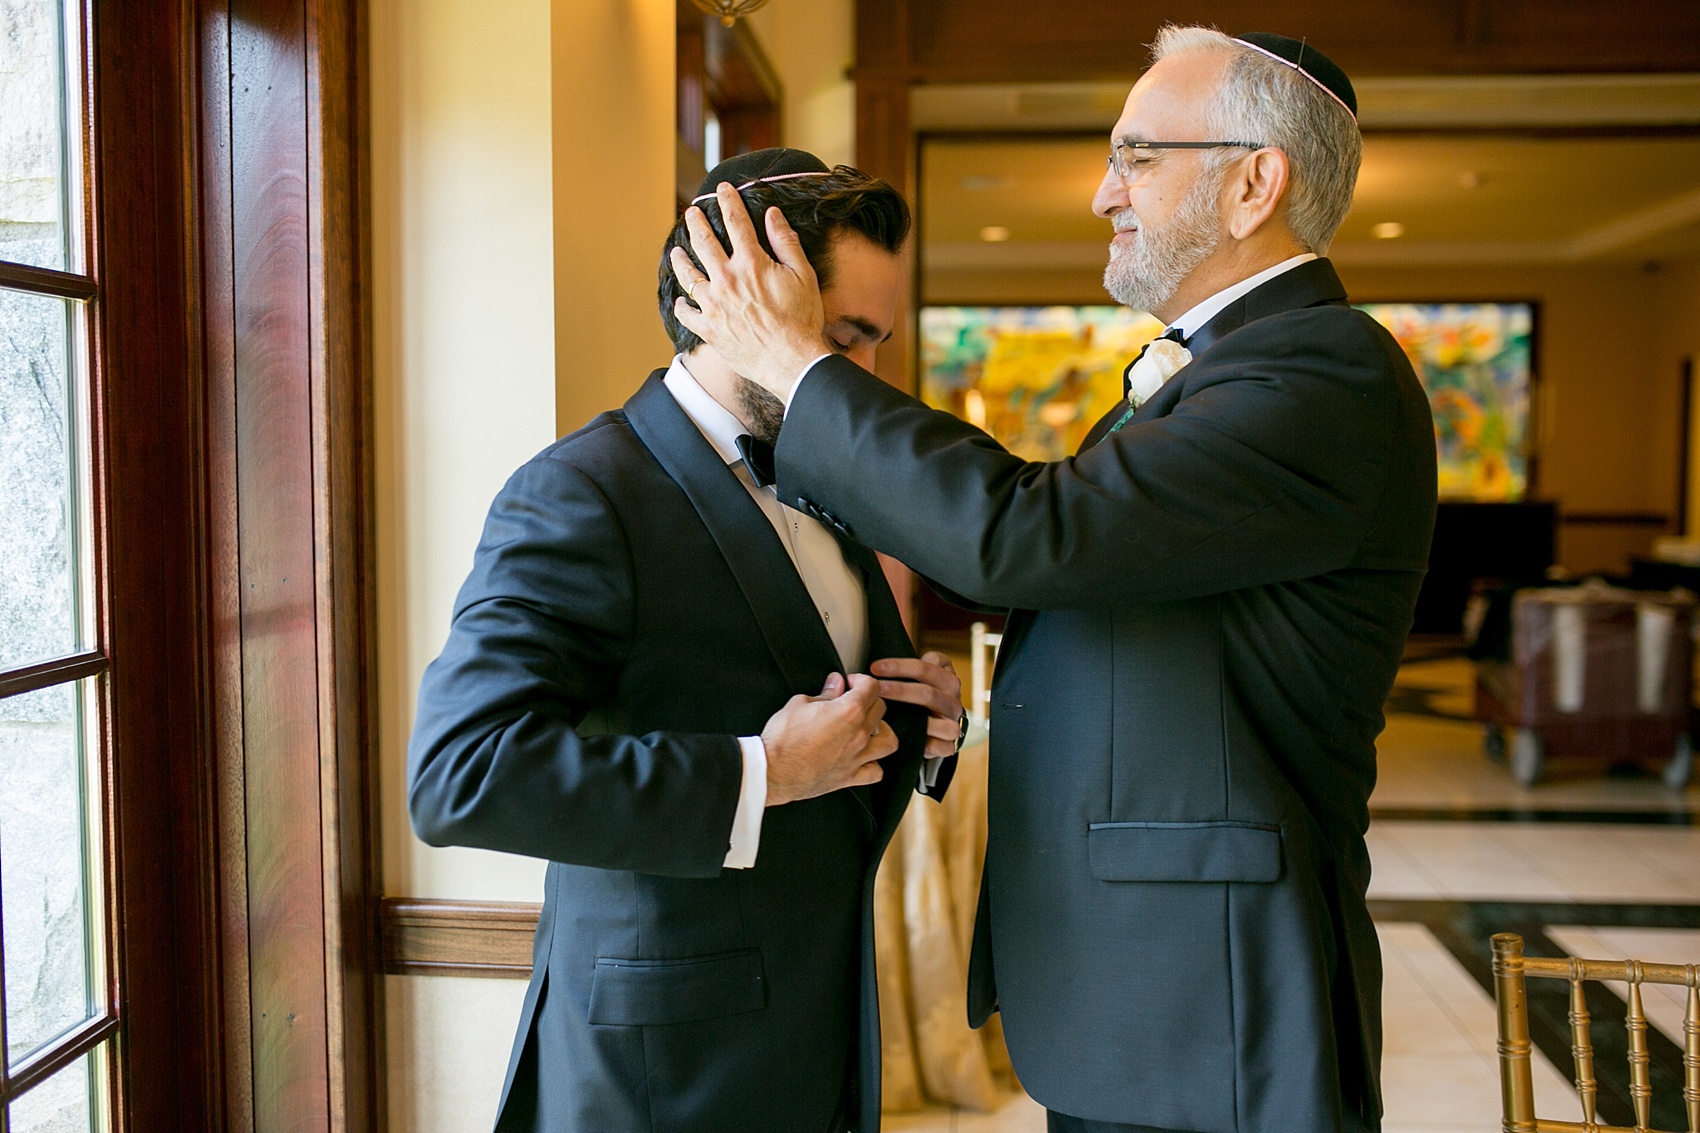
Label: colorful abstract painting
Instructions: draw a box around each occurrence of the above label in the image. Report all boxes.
[918,306,1163,461]
[921,301,1535,501]
[1356,302,1533,502]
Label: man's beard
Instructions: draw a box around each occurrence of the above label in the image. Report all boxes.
[736,376,785,446]
[1102,169,1224,315]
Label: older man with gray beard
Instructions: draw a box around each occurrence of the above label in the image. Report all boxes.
[668,26,1438,1133]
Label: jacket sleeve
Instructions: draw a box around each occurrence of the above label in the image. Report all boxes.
[775,307,1408,611]
[406,445,745,878]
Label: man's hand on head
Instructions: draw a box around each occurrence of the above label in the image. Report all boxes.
[669,183,832,401]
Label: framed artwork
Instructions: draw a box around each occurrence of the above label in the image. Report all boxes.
[918,305,1163,461]
[1355,302,1535,502]
[919,300,1536,502]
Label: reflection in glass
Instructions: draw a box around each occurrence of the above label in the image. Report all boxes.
[8,1049,101,1133]
[0,680,95,1066]
[0,0,69,270]
[0,289,78,669]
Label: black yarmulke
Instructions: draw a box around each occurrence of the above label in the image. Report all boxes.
[1232,32,1357,119]
[693,147,831,203]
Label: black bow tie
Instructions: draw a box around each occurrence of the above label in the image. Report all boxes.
[735,434,777,488]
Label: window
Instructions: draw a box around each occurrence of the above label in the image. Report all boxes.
[4,2,380,1128]
[0,1,115,1129]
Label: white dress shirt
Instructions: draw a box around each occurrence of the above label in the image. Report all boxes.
[1163,252,1315,340]
[664,355,869,869]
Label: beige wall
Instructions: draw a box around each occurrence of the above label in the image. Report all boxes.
[367,3,865,1125]
[371,0,556,911]
[373,0,677,1128]
[745,0,856,167]
[370,0,557,1118]
[927,257,1685,575]
[551,0,677,435]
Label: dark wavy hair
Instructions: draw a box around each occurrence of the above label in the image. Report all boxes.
[658,165,911,354]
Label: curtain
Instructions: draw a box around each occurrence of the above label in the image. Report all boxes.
[876,739,1017,1112]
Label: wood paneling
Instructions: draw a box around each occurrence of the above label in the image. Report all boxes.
[201,0,377,1129]
[379,900,541,979]
[891,0,1700,85]
[308,2,381,1127]
[855,0,915,398]
[677,0,782,202]
[228,5,333,1128]
[79,1,374,1129]
[93,0,224,1127]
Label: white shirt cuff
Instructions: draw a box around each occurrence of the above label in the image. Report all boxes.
[917,754,945,796]
[723,735,769,869]
[781,354,834,416]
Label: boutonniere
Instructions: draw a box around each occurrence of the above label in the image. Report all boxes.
[1126,338,1192,409]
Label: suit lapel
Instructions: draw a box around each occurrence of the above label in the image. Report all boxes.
[625,372,843,693]
[629,372,925,841]
[1078,401,1126,453]
[1085,257,1353,446]
[1185,256,1349,355]
[840,541,928,847]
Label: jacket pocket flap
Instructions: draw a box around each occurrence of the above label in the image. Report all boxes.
[1088,821,1282,883]
[588,949,766,1026]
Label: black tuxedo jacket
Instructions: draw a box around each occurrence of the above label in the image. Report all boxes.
[775,259,1437,1133]
[408,372,946,1133]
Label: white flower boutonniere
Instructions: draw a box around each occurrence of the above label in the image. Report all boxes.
[1126,338,1192,409]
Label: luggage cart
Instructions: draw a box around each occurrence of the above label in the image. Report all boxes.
[1474,584,1695,788]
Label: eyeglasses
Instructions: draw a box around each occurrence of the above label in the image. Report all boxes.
[1107,139,1263,179]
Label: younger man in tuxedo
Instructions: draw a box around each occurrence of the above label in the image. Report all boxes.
[407,149,962,1133]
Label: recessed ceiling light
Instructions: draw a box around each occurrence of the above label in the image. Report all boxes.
[980,225,1011,242]
[1371,221,1406,240]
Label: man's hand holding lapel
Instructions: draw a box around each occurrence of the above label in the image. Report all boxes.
[873,652,965,759]
[669,182,830,401]
[762,672,897,806]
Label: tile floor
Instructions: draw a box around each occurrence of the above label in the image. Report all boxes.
[889,652,1700,1133]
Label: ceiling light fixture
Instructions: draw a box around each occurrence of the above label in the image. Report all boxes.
[690,0,771,27]
[1371,221,1406,240]
[979,225,1011,242]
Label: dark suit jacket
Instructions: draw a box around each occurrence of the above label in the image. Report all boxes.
[775,259,1437,1133]
[407,372,947,1133]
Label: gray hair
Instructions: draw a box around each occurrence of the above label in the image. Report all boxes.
[1150,25,1361,253]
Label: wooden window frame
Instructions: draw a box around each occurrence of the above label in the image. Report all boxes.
[0,1,386,1130]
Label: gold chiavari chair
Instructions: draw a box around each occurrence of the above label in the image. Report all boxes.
[1492,932,1700,1133]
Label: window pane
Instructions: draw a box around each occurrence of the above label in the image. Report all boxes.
[8,1047,104,1133]
[0,289,79,670]
[0,0,71,271]
[0,679,98,1066]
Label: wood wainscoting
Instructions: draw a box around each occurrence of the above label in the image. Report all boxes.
[379,899,541,979]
